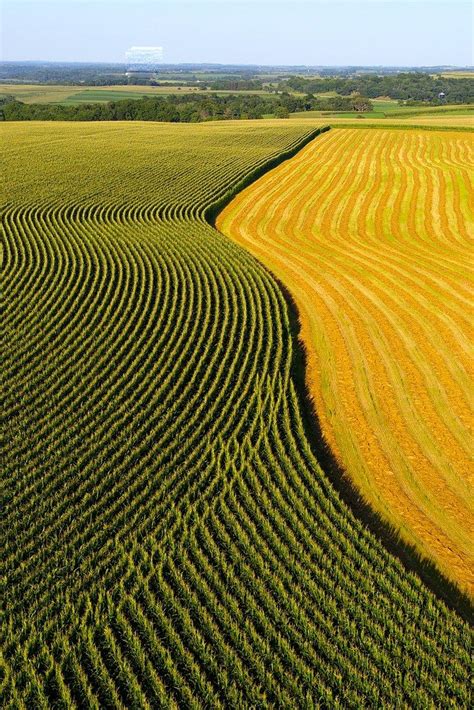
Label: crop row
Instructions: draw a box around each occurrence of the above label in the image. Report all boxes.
[1,121,472,708]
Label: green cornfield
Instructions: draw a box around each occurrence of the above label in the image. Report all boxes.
[2,120,472,708]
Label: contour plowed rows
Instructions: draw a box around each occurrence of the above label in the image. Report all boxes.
[217,127,474,597]
[1,121,471,708]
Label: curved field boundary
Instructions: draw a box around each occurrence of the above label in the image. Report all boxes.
[203,125,330,224]
[2,121,472,708]
[217,127,474,600]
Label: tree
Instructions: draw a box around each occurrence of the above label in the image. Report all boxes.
[350,93,373,112]
[274,105,290,118]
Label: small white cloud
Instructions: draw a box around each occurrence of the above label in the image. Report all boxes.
[125,46,164,66]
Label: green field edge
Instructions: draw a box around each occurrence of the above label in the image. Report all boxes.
[209,128,474,624]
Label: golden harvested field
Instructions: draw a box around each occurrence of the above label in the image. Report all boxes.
[291,115,474,128]
[393,115,473,127]
[441,71,474,79]
[217,127,474,596]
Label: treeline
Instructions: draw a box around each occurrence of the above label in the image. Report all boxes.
[208,79,264,90]
[283,72,474,103]
[0,62,131,85]
[2,95,271,122]
[0,63,267,85]
[1,92,374,122]
[0,65,265,89]
[281,93,373,113]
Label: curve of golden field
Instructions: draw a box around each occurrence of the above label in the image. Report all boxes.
[217,127,474,597]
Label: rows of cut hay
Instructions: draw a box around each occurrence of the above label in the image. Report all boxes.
[217,127,474,598]
[2,121,471,708]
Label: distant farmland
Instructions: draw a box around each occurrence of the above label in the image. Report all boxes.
[218,127,474,597]
[0,83,271,104]
[2,81,473,121]
[2,120,472,707]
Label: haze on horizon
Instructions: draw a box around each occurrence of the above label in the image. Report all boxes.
[2,0,473,67]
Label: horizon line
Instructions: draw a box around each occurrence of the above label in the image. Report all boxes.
[1,60,473,69]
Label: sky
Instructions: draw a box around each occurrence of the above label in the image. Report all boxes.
[2,0,473,66]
